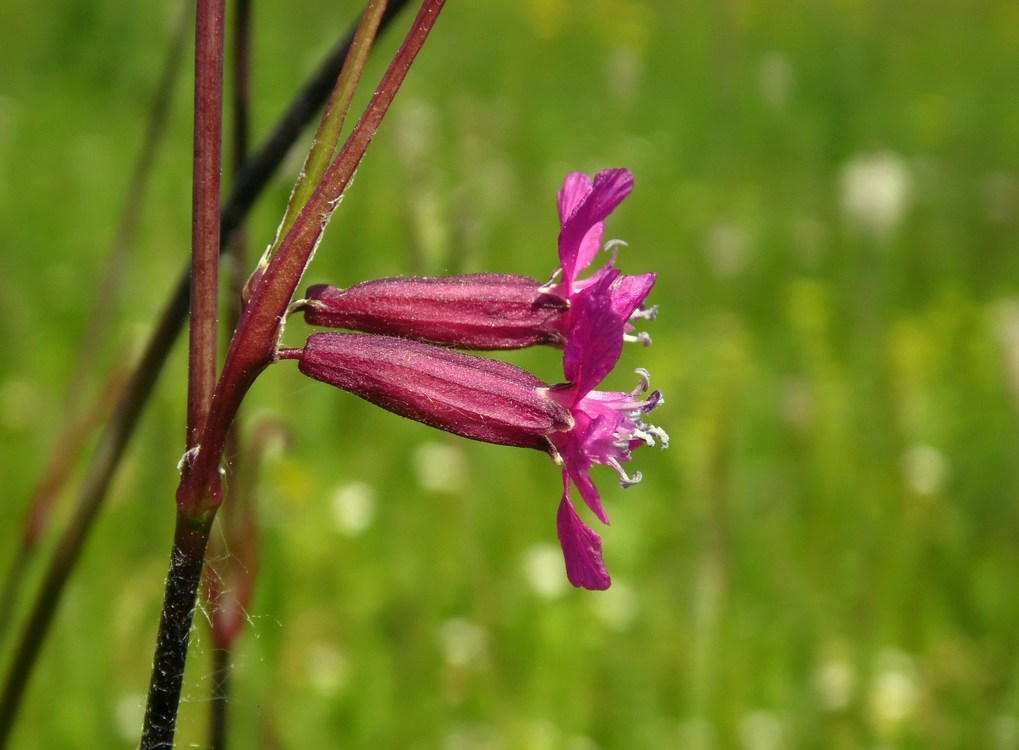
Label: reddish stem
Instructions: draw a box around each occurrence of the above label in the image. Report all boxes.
[177,0,446,521]
[187,0,226,450]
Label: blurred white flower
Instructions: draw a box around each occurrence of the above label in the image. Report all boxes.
[113,693,145,742]
[438,618,488,670]
[329,481,376,536]
[442,724,504,750]
[984,171,1018,225]
[413,441,468,493]
[393,97,439,169]
[839,149,912,240]
[307,641,351,695]
[677,717,715,750]
[990,715,1019,750]
[815,654,855,711]
[996,300,1019,411]
[522,543,569,600]
[740,710,783,750]
[902,444,949,496]
[781,378,815,433]
[606,45,643,105]
[869,649,920,730]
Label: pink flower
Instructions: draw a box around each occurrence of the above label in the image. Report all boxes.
[282,168,666,590]
[284,276,666,590]
[299,169,655,350]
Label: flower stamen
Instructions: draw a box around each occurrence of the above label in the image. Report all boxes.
[608,457,643,488]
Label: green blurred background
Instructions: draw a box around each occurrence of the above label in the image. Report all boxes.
[2,0,1019,747]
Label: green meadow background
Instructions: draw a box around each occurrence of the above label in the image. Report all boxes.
[2,1,1019,747]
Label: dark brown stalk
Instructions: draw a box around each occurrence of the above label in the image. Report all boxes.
[0,5,414,746]
[140,515,213,750]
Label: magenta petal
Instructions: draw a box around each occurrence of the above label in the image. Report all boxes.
[557,172,594,223]
[609,272,656,321]
[561,272,625,395]
[560,414,611,524]
[556,495,611,590]
[558,169,634,283]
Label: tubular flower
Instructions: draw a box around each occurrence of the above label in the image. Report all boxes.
[299,168,654,350]
[303,274,569,350]
[285,277,666,590]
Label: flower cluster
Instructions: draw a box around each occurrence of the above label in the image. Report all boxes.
[282,169,666,590]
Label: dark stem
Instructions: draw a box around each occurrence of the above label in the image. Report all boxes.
[139,518,213,750]
[0,5,414,744]
[67,0,192,407]
[0,364,127,643]
[186,0,225,450]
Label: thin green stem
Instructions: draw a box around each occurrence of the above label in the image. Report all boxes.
[266,0,388,260]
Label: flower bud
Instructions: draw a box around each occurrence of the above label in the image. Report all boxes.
[295,333,573,450]
[303,275,569,350]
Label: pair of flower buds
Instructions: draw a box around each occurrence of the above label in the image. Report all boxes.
[279,169,667,590]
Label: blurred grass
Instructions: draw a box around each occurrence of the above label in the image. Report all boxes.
[2,0,1019,747]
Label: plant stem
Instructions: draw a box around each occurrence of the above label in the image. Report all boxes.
[268,0,388,259]
[178,0,447,519]
[142,0,225,746]
[0,6,414,745]
[139,516,213,750]
[186,0,225,450]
